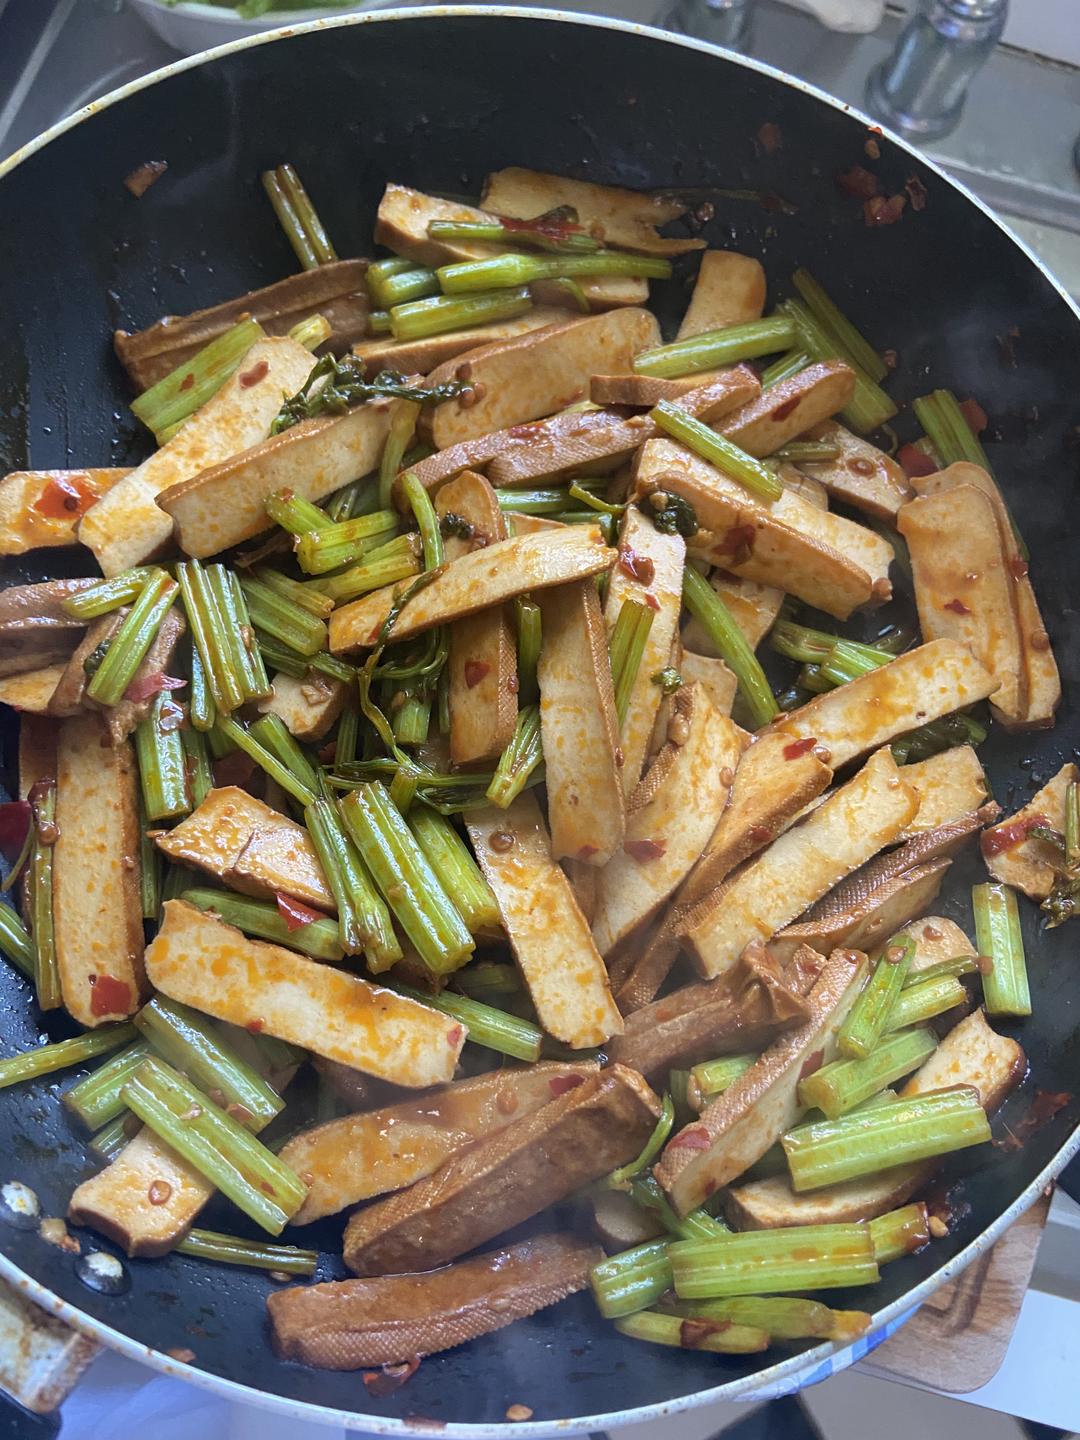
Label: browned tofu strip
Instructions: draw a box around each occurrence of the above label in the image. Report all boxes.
[656,949,867,1214]
[434,471,517,766]
[68,1127,213,1257]
[725,1007,1025,1229]
[981,762,1078,899]
[604,506,687,794]
[800,421,912,519]
[466,793,622,1048]
[0,468,129,556]
[153,786,333,910]
[97,609,186,744]
[54,714,146,1026]
[899,484,1026,724]
[677,251,766,337]
[114,260,370,389]
[0,633,79,679]
[589,373,726,408]
[537,579,624,865]
[259,672,347,744]
[898,746,989,839]
[0,579,95,635]
[913,462,1060,731]
[146,901,465,1087]
[593,1189,666,1250]
[47,613,124,718]
[679,650,737,716]
[482,168,703,257]
[0,665,65,715]
[769,639,999,770]
[352,308,571,377]
[282,1062,598,1223]
[18,715,57,798]
[269,1234,602,1370]
[422,308,661,449]
[342,1065,660,1276]
[607,942,810,1080]
[717,361,856,456]
[159,395,396,561]
[329,526,614,654]
[682,748,917,980]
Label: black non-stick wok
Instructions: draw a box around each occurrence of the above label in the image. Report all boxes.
[0,8,1078,1432]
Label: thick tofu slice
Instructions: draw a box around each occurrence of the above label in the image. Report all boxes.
[800,422,912,519]
[159,395,396,560]
[898,746,989,839]
[68,1127,213,1257]
[146,901,464,1087]
[899,484,1026,724]
[482,167,703,257]
[679,650,737,716]
[773,858,950,965]
[422,308,661,449]
[153,786,333,910]
[466,793,623,1048]
[0,665,65,714]
[636,438,891,619]
[913,463,1059,731]
[538,579,624,865]
[0,468,128,555]
[981,762,1078,900]
[895,915,976,976]
[374,184,646,309]
[655,949,867,1214]
[54,715,146,1026]
[593,687,741,955]
[79,336,315,576]
[259,672,347,744]
[677,251,766,337]
[18,715,57,797]
[351,308,571,377]
[770,639,999,770]
[434,472,517,766]
[603,506,686,794]
[329,526,614,654]
[719,362,856,457]
[682,572,783,653]
[682,748,917,980]
[590,372,727,408]
[282,1062,598,1223]
[725,1007,1024,1230]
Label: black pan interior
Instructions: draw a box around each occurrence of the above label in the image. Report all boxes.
[0,11,1079,1427]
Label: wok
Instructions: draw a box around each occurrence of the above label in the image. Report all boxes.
[0,8,1078,1432]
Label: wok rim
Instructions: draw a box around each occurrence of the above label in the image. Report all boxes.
[1,7,1078,1433]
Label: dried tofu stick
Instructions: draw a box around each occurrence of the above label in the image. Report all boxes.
[677,252,766,338]
[537,579,625,865]
[678,651,737,717]
[769,639,999,771]
[329,526,615,654]
[54,714,145,1026]
[897,746,989,839]
[898,484,1026,724]
[592,688,741,955]
[466,793,622,1048]
[145,900,465,1087]
[0,665,65,714]
[682,748,916,980]
[801,421,912,519]
[715,361,856,457]
[603,506,686,792]
[434,471,517,765]
[981,762,1077,900]
[0,468,128,556]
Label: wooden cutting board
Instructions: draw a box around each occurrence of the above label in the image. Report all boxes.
[860,1189,1052,1393]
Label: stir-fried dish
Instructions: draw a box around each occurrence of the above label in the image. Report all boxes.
[0,163,1069,1383]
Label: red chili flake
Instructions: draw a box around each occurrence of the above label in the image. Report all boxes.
[178,372,196,393]
[550,1073,586,1097]
[771,396,800,423]
[124,671,187,704]
[625,838,666,863]
[89,974,132,1018]
[668,1126,711,1152]
[681,1319,731,1349]
[897,443,937,479]
[864,194,907,227]
[836,165,880,200]
[905,175,929,212]
[124,160,167,197]
[446,1025,463,1048]
[275,893,325,931]
[1008,556,1029,580]
[756,121,783,155]
[943,598,971,615]
[980,813,1050,858]
[246,1018,265,1035]
[576,844,599,860]
[463,659,491,689]
[783,737,817,760]
[0,800,32,864]
[618,547,656,585]
[33,474,96,520]
[643,592,660,611]
[799,1049,825,1081]
[959,397,988,434]
[239,359,270,389]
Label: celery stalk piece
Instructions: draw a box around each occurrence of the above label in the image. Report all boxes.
[0,1025,137,1089]
[428,218,601,254]
[792,269,888,383]
[682,567,778,728]
[614,1310,769,1353]
[213,717,316,808]
[687,1053,757,1108]
[188,643,216,733]
[782,299,897,433]
[634,315,797,380]
[837,934,916,1060]
[262,163,337,269]
[390,982,540,1064]
[264,490,334,536]
[177,1228,317,1275]
[437,252,671,294]
[85,570,177,707]
[901,956,978,988]
[608,599,655,730]
[64,1040,154,1130]
[138,796,162,919]
[798,1026,938,1119]
[28,782,61,1010]
[670,1295,870,1343]
[122,1056,305,1234]
[400,469,444,570]
[131,317,264,443]
[304,798,400,968]
[390,288,533,343]
[248,713,320,796]
[590,1240,673,1319]
[370,267,439,308]
[485,705,544,808]
[408,809,499,933]
[295,512,400,577]
[319,535,424,606]
[180,727,213,810]
[869,1203,930,1264]
[887,974,967,1030]
[378,399,421,511]
[453,962,521,1001]
[180,887,342,963]
[89,1112,136,1163]
[61,568,155,622]
[651,401,783,502]
[239,576,328,655]
[135,692,192,822]
[0,902,33,980]
[760,348,811,389]
[973,882,1031,1016]
[253,566,334,620]
[629,1174,729,1242]
[670,1224,879,1298]
[215,568,271,703]
[366,257,413,303]
[515,597,542,699]
[177,562,245,715]
[609,1094,676,1187]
